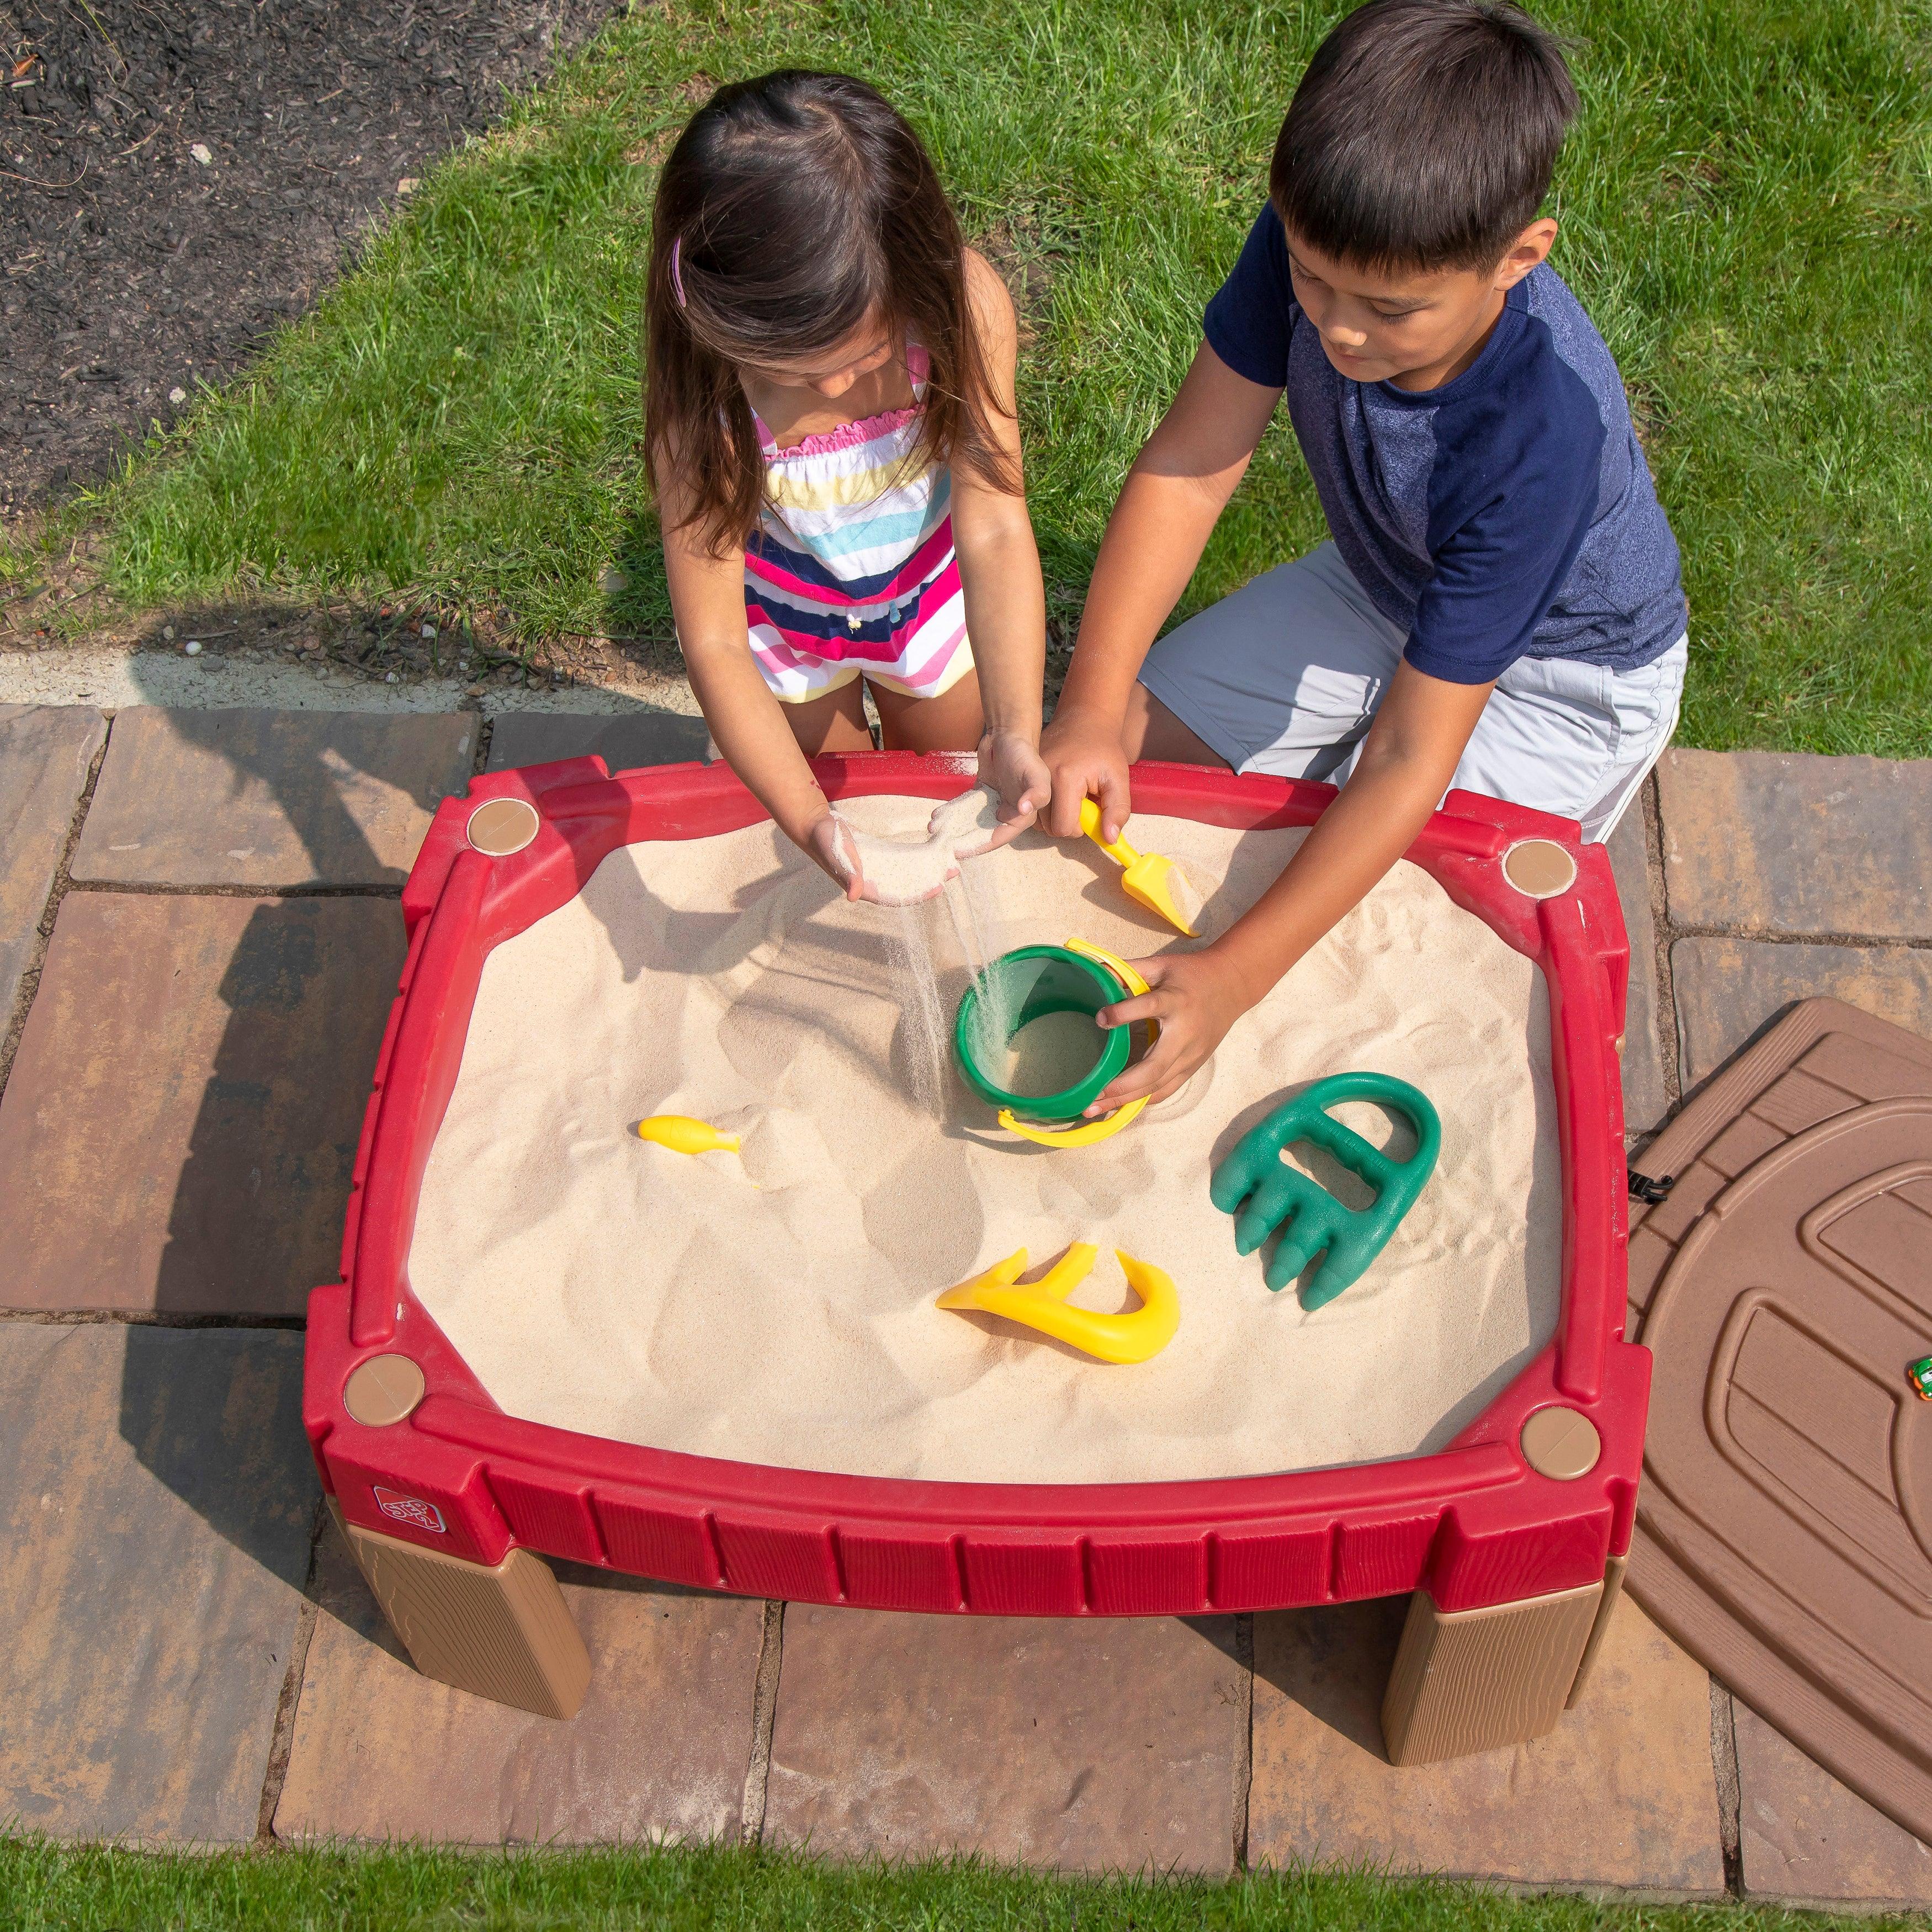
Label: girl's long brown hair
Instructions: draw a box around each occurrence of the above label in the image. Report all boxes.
[644,70,1019,555]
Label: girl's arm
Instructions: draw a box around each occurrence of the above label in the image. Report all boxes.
[950,250,1050,837]
[656,463,867,895]
[1041,342,1282,842]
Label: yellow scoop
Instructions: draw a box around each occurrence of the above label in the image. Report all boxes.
[635,1114,740,1156]
[1079,798,1199,936]
[936,1242,1179,1364]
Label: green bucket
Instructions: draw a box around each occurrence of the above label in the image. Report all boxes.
[953,944,1132,1123]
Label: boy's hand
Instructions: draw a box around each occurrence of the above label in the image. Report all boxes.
[1071,664,1495,1110]
[1040,704,1133,845]
[974,729,1052,851]
[1087,947,1257,1111]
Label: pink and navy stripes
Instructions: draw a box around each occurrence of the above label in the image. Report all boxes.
[743,347,970,702]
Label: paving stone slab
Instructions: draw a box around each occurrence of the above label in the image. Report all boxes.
[487,708,710,774]
[0,704,105,1026]
[1670,937,1932,1090]
[0,1323,315,1841]
[71,707,475,887]
[763,1605,1244,1873]
[1606,804,1670,1139]
[1657,749,1932,942]
[1248,1593,1723,1893]
[1736,1704,1932,1906]
[275,1527,763,1844]
[0,892,405,1315]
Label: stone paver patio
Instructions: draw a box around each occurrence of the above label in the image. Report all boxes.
[0,700,1926,1904]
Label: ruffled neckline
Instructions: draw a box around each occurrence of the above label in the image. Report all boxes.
[755,344,930,461]
[759,402,922,461]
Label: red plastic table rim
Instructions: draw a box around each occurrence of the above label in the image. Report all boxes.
[303,753,1648,1620]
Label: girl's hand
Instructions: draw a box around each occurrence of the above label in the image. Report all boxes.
[1086,948,1257,1111]
[804,811,877,903]
[974,729,1052,852]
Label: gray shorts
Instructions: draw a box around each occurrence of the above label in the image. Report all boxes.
[1139,542,1687,842]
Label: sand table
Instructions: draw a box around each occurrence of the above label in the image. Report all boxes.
[410,797,1562,1485]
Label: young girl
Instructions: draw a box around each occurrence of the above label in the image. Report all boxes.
[644,70,1050,899]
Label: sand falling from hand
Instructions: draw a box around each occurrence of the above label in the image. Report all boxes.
[948,861,1017,1089]
[885,869,1015,1116]
[853,790,1018,1117]
[885,898,952,1115]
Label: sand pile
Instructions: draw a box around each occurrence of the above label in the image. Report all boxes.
[409,797,1562,1484]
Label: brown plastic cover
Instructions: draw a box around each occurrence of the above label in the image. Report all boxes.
[1502,838,1578,900]
[343,1352,426,1427]
[467,797,540,857]
[1627,998,1932,1843]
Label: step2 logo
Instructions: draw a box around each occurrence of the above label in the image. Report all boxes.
[372,1486,447,1534]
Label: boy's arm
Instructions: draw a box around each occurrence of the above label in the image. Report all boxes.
[949,250,1050,835]
[657,470,868,896]
[1086,663,1494,1111]
[1042,342,1282,842]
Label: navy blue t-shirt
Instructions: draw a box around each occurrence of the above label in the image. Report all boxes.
[1203,204,1686,682]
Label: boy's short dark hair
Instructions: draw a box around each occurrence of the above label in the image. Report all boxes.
[1270,0,1578,273]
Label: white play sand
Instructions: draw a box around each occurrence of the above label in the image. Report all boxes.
[410,797,1562,1484]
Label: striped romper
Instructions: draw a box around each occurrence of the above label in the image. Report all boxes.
[742,345,973,703]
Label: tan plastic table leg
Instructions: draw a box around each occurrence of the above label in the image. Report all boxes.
[1381,1572,1605,1765]
[1565,1552,1628,1711]
[332,1503,592,1719]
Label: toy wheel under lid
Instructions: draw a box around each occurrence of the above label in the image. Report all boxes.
[953,944,1131,1121]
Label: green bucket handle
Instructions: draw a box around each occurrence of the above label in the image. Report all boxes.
[1210,1071,1441,1309]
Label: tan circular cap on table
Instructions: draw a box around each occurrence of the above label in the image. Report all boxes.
[1520,1404,1601,1479]
[467,796,541,857]
[1502,837,1578,900]
[343,1353,427,1427]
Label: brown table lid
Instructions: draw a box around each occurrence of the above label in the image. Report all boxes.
[1627,998,1932,1843]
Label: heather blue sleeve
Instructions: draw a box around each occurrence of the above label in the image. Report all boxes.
[1202,203,1296,389]
[1404,348,1607,684]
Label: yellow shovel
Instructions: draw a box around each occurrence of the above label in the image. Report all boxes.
[1079,798,1199,936]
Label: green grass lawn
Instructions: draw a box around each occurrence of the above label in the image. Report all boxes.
[1,1837,1918,1932]
[57,0,1932,758]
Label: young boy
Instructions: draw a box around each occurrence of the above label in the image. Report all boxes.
[1042,0,1686,1112]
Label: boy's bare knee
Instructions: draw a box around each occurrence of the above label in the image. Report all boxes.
[1123,682,1227,767]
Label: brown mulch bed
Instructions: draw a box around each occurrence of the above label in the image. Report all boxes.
[1,0,615,522]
